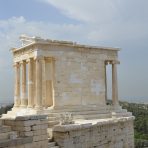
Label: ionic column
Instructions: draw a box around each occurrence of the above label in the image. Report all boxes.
[32,60,36,107]
[27,58,34,108]
[14,62,21,107]
[51,58,55,107]
[112,60,120,106]
[20,60,27,107]
[35,57,43,110]
[104,61,108,103]
[42,58,46,108]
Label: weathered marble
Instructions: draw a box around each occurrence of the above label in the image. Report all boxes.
[1,35,135,148]
[53,117,135,148]
[11,35,120,110]
[0,115,49,148]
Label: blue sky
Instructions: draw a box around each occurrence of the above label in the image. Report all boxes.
[0,0,79,24]
[0,0,148,103]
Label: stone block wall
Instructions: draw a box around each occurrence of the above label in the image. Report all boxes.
[1,115,48,148]
[53,117,135,148]
[39,45,118,107]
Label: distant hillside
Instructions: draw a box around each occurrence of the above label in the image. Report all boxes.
[120,101,148,148]
[0,99,13,107]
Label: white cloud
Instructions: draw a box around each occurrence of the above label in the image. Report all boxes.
[0,16,96,72]
[0,16,81,100]
[0,16,92,99]
[42,0,119,24]
[40,0,148,43]
[42,0,148,23]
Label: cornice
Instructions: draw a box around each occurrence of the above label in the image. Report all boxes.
[11,36,121,53]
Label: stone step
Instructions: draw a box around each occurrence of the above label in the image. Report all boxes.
[47,110,110,117]
[51,110,108,114]
[2,111,15,117]
[1,114,8,118]
[48,117,59,121]
[74,113,111,120]
[48,112,122,123]
[112,112,132,118]
[50,146,59,148]
[0,131,17,140]
[44,106,111,114]
[46,113,59,117]
[70,110,109,115]
[7,111,13,114]
[48,121,60,127]
[52,105,108,111]
[49,108,109,113]
[46,112,111,120]
[48,142,56,147]
[1,113,15,119]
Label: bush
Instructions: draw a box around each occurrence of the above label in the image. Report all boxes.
[120,101,148,147]
[0,104,13,115]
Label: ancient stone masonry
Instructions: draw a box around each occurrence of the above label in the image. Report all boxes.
[0,115,49,148]
[10,35,120,110]
[53,117,135,148]
[1,35,135,148]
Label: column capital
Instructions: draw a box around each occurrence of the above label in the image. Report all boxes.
[111,60,120,65]
[105,60,110,65]
[26,58,33,63]
[13,62,20,67]
[105,60,120,65]
[44,57,56,62]
[34,56,44,61]
[20,60,26,64]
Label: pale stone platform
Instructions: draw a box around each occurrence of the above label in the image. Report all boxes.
[53,116,135,148]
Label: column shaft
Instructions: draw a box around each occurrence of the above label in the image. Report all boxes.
[104,62,107,103]
[20,61,27,107]
[28,59,33,108]
[32,61,36,107]
[14,63,21,107]
[35,57,42,109]
[112,62,119,106]
[42,58,46,108]
[50,58,55,107]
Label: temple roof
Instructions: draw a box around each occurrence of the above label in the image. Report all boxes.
[11,35,120,52]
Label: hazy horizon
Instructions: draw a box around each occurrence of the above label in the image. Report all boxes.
[0,97,147,105]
